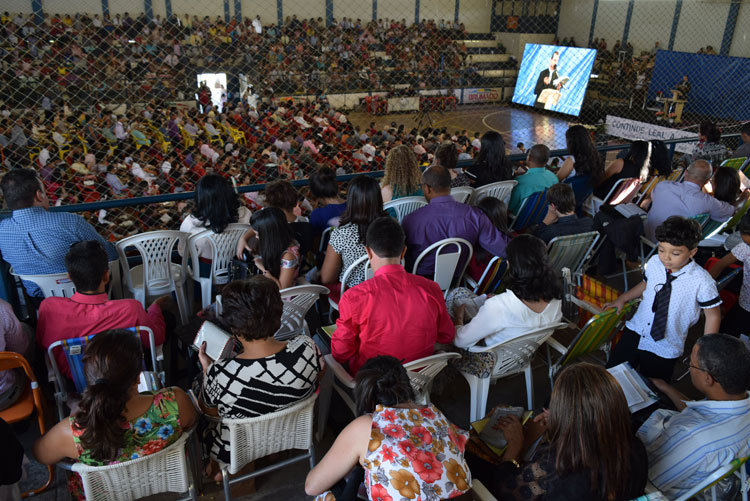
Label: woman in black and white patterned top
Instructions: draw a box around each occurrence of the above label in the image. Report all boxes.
[197,277,321,466]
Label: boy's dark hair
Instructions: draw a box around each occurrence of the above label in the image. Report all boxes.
[264,180,299,211]
[65,240,109,291]
[737,212,750,235]
[308,167,339,199]
[741,122,750,136]
[654,216,702,249]
[696,334,750,394]
[546,183,576,214]
[1,168,41,210]
[365,216,405,258]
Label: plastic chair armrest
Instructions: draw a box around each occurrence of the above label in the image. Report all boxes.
[545,336,567,356]
[323,354,355,388]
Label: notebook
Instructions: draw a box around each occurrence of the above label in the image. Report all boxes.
[192,321,234,361]
[472,407,534,457]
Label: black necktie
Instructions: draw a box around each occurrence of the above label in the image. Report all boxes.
[650,273,676,342]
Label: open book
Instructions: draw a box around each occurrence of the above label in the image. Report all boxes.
[471,407,533,457]
[607,362,658,413]
[192,321,234,361]
[553,76,569,87]
[614,202,647,218]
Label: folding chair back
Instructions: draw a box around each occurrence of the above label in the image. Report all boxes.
[667,168,685,182]
[469,180,517,206]
[467,256,509,295]
[604,177,641,206]
[0,352,54,497]
[71,428,197,501]
[384,196,427,223]
[674,456,749,501]
[720,157,749,171]
[547,231,599,275]
[550,300,637,382]
[511,190,548,231]
[726,197,750,232]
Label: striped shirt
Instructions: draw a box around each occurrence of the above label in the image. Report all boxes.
[0,207,117,297]
[637,394,750,498]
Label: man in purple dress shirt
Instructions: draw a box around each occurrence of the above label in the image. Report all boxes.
[403,165,510,276]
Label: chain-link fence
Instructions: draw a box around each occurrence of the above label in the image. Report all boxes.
[0,0,748,236]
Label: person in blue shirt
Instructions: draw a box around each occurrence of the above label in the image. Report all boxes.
[308,167,346,236]
[0,168,117,298]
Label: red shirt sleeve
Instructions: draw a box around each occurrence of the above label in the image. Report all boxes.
[331,291,360,366]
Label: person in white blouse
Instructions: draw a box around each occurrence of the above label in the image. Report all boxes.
[451,234,562,363]
[180,174,251,262]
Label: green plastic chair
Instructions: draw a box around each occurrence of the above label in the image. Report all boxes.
[674,455,748,501]
[546,297,638,388]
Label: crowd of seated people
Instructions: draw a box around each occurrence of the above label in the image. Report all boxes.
[4,113,750,499]
[0,11,474,109]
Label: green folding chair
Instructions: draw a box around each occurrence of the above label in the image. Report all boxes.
[675,455,749,501]
[547,231,600,275]
[720,157,749,171]
[546,297,638,388]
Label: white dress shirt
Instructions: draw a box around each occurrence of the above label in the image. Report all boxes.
[626,255,721,359]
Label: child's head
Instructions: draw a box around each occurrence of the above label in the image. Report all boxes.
[654,216,702,271]
[476,197,509,236]
[737,212,750,244]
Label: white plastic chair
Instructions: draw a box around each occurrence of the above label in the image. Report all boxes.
[412,238,473,296]
[207,394,318,501]
[116,230,190,324]
[66,427,197,501]
[469,180,518,206]
[319,352,460,431]
[327,254,373,314]
[459,323,566,422]
[186,223,252,309]
[11,270,75,298]
[384,196,427,223]
[276,285,329,340]
[450,186,474,204]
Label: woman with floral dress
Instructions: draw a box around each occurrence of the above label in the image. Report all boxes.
[305,356,472,501]
[33,330,197,500]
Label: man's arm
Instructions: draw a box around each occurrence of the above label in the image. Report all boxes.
[706,196,735,222]
[74,215,118,261]
[650,378,689,411]
[331,293,360,365]
[708,252,738,279]
[534,69,548,96]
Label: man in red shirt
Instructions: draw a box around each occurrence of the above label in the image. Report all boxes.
[332,217,455,374]
[36,240,167,379]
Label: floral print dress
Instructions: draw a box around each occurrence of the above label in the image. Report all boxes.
[68,388,183,500]
[364,405,471,501]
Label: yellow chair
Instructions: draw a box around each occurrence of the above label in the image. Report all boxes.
[204,125,224,147]
[179,126,195,148]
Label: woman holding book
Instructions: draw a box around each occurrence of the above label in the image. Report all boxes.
[305,355,473,500]
[467,363,648,500]
[197,277,321,478]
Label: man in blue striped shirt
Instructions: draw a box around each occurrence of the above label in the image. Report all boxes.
[637,334,750,498]
[0,168,117,298]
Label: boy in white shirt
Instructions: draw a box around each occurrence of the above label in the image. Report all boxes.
[606,216,721,380]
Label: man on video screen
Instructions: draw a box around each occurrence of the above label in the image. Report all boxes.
[534,51,563,108]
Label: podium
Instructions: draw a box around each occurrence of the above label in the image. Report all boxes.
[537,88,561,110]
[656,96,687,123]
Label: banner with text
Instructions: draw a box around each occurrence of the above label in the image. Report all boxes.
[605,116,698,154]
[461,87,504,104]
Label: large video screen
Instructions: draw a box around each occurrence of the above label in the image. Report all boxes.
[512,44,597,116]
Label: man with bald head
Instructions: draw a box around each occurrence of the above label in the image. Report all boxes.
[403,164,509,276]
[644,160,735,241]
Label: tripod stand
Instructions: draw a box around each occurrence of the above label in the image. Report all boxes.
[415,108,434,129]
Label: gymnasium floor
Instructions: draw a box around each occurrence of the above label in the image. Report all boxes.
[347,104,574,151]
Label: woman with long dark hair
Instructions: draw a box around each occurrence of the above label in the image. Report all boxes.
[557,125,605,184]
[711,166,742,205]
[248,207,299,289]
[33,330,196,500]
[181,173,251,259]
[434,141,472,187]
[594,140,651,199]
[320,175,386,291]
[469,363,647,500]
[466,196,511,282]
[466,131,513,187]
[305,356,472,500]
[453,234,562,350]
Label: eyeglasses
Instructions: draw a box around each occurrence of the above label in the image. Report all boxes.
[676,356,712,381]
